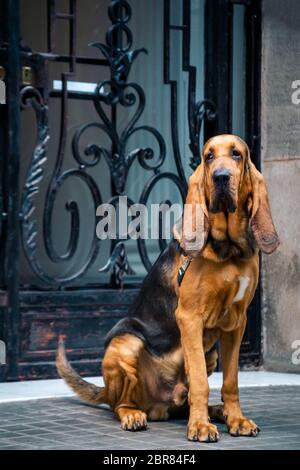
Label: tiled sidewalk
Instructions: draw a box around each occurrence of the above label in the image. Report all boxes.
[0,386,299,450]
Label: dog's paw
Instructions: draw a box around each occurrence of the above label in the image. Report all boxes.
[187,420,220,442]
[120,410,148,432]
[226,416,260,437]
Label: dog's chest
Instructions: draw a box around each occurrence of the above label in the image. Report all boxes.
[220,269,250,300]
[215,274,251,330]
[193,261,257,330]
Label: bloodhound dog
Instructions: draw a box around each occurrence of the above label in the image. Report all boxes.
[57,135,279,442]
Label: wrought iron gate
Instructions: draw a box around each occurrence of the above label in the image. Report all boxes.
[0,0,261,381]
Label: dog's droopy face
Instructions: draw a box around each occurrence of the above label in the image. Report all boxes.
[178,134,280,257]
[202,134,248,215]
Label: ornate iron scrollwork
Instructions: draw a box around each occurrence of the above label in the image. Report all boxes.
[87,1,166,196]
[21,0,188,288]
[22,0,220,288]
[21,87,51,282]
[75,0,172,285]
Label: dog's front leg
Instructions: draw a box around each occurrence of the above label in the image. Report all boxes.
[220,315,259,437]
[176,302,219,442]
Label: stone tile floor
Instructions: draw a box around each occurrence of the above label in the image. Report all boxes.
[0,386,299,450]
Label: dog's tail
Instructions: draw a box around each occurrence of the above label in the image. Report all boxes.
[56,336,107,405]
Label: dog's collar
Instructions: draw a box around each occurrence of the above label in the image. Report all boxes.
[177,255,193,286]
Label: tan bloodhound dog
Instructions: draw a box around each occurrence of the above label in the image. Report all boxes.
[57,135,279,442]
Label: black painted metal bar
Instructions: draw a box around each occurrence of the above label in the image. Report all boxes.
[169,25,185,31]
[47,0,77,73]
[56,13,74,20]
[39,53,108,67]
[47,0,55,53]
[109,1,122,287]
[0,1,7,47]
[205,0,232,137]
[0,3,7,291]
[230,0,252,4]
[49,90,98,101]
[69,0,76,74]
[182,0,197,165]
[4,0,21,379]
[245,0,262,367]
[163,0,188,187]
[245,0,261,169]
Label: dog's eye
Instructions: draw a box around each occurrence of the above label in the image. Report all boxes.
[206,152,214,163]
[232,149,241,160]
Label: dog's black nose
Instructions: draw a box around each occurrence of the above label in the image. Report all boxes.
[213,168,230,185]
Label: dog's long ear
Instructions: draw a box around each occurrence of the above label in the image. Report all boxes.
[248,158,280,254]
[174,163,209,257]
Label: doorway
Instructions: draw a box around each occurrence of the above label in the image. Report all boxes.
[0,0,261,381]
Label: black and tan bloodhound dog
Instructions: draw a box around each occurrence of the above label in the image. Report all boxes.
[57,134,279,443]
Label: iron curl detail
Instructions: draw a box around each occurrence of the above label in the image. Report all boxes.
[98,195,136,288]
[21,88,51,283]
[21,81,103,286]
[189,99,217,170]
[21,0,187,287]
[72,122,113,169]
[137,172,186,273]
[43,169,102,268]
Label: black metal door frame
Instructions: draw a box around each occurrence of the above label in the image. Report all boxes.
[0,0,262,381]
[204,0,262,366]
[0,0,22,381]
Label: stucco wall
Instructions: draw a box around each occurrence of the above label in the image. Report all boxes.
[261,0,300,372]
